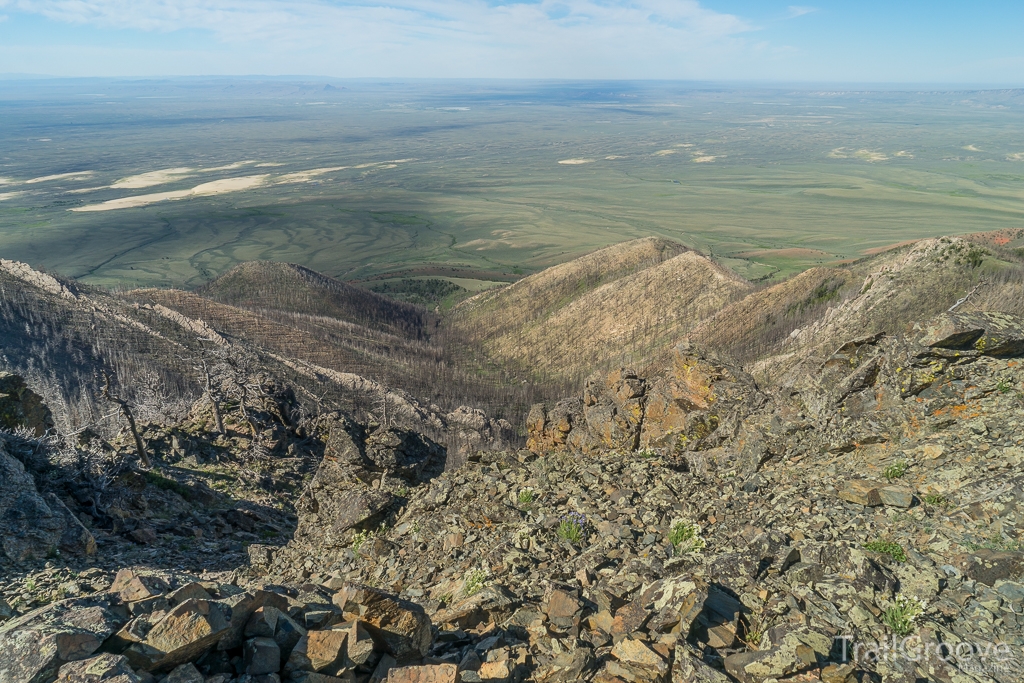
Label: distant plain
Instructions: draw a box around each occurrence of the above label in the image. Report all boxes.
[2,79,1024,289]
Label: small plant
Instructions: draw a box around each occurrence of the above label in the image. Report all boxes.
[883,460,909,480]
[518,487,535,507]
[668,520,706,555]
[24,578,37,592]
[462,569,488,597]
[395,486,409,498]
[996,378,1013,394]
[635,448,658,459]
[923,493,952,509]
[45,546,60,560]
[863,539,907,563]
[437,591,454,605]
[881,594,926,636]
[351,530,371,552]
[556,512,587,545]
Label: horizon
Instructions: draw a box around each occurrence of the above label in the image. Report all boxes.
[2,2,1024,84]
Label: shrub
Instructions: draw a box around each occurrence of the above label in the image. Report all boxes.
[882,595,926,636]
[863,539,907,563]
[883,460,909,480]
[462,569,487,597]
[556,512,587,545]
[518,487,535,507]
[669,520,706,555]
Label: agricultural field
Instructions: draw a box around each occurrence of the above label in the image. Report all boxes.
[2,78,1024,289]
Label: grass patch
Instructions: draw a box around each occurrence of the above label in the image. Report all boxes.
[144,471,192,498]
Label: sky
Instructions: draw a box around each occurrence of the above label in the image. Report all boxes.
[0,1,1022,83]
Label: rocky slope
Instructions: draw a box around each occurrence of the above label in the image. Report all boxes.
[4,236,1024,683]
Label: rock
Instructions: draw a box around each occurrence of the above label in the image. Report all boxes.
[218,590,289,652]
[836,479,883,507]
[306,627,348,673]
[244,637,281,676]
[167,583,213,606]
[292,429,394,550]
[918,311,1024,356]
[723,626,831,683]
[333,584,432,661]
[820,662,857,683]
[347,620,378,667]
[954,550,1024,586]
[0,372,54,435]
[0,596,126,683]
[111,570,169,603]
[671,645,729,682]
[878,485,914,508]
[0,599,14,622]
[610,638,668,676]
[165,663,204,683]
[56,654,141,683]
[0,443,95,562]
[386,664,457,683]
[477,660,511,682]
[123,599,231,672]
[544,587,583,631]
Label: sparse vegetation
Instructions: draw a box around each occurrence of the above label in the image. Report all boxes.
[923,493,953,509]
[882,595,926,636]
[669,520,706,555]
[883,460,909,480]
[556,512,587,545]
[461,569,487,597]
[864,539,908,563]
[518,487,535,507]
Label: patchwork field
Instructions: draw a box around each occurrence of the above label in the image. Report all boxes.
[2,80,1024,288]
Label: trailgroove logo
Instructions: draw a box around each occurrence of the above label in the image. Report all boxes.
[835,635,1021,675]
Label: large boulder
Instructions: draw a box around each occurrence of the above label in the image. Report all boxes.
[0,595,127,683]
[292,427,393,551]
[916,311,1024,356]
[333,583,432,662]
[1,442,95,562]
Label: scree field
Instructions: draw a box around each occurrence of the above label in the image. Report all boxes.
[2,79,1024,289]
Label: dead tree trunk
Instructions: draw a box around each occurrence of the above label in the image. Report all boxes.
[102,372,151,468]
[202,360,225,434]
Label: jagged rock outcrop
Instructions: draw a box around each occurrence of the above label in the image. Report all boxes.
[1,440,96,564]
[527,342,769,469]
[0,373,54,436]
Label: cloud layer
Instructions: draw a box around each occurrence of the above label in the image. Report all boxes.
[2,0,760,78]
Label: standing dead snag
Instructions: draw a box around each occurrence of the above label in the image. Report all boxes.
[102,371,151,468]
[201,359,225,434]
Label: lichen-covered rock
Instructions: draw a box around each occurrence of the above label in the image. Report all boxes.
[0,596,126,683]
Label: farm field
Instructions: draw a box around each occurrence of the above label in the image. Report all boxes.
[2,79,1024,288]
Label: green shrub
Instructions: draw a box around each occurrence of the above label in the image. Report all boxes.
[882,595,925,635]
[462,569,487,597]
[556,512,587,545]
[669,520,706,555]
[518,487,535,507]
[863,539,907,563]
[883,460,909,480]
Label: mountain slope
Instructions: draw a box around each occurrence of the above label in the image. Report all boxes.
[448,238,751,382]
[199,261,433,341]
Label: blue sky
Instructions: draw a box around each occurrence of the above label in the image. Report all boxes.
[0,1,1022,82]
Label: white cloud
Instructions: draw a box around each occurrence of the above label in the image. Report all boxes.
[787,5,817,18]
[4,0,759,78]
